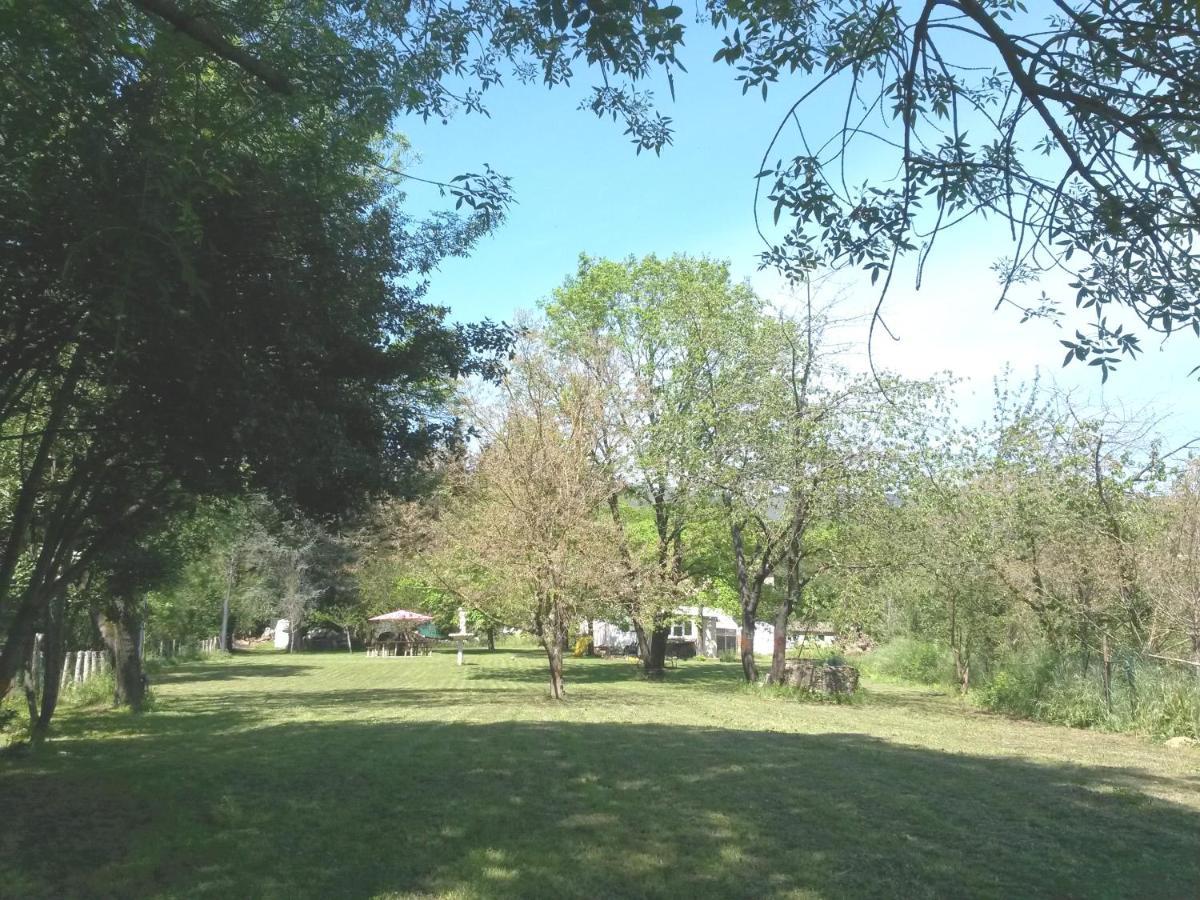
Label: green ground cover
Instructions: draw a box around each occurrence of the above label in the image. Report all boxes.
[2,648,1198,899]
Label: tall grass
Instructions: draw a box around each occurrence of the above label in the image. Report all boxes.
[857,638,956,687]
[977,648,1200,739]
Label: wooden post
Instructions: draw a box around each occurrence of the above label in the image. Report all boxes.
[74,651,84,683]
[61,652,74,690]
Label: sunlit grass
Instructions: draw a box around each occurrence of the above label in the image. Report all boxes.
[2,647,1198,898]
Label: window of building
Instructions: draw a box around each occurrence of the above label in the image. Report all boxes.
[715,629,737,652]
[670,620,694,638]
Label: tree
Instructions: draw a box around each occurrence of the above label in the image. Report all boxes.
[426,344,624,699]
[706,0,1200,376]
[247,519,350,653]
[33,1,1200,376]
[842,378,1199,699]
[0,1,515,709]
[672,290,937,683]
[1147,461,1200,668]
[544,254,760,675]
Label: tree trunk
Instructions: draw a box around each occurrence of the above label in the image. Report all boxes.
[219,595,231,652]
[219,552,236,652]
[34,591,68,740]
[740,606,758,683]
[644,624,669,680]
[94,602,145,712]
[769,603,792,685]
[219,595,231,653]
[585,618,595,656]
[344,626,353,653]
[486,626,496,651]
[953,648,970,693]
[1101,633,1113,713]
[0,593,42,701]
[0,351,84,611]
[631,616,650,662]
[545,639,566,700]
[21,634,40,729]
[729,515,761,684]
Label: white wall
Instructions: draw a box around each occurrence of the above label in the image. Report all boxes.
[592,621,637,650]
[752,622,776,655]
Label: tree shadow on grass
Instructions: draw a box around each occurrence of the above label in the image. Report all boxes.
[150,662,319,685]
[3,717,1198,899]
[472,655,746,692]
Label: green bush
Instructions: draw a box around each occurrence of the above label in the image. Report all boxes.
[858,638,955,686]
[718,650,739,664]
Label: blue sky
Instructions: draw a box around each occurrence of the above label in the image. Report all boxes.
[398,29,1200,448]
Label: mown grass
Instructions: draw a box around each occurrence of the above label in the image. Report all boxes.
[2,647,1199,899]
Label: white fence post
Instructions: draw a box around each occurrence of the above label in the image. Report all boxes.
[31,634,42,690]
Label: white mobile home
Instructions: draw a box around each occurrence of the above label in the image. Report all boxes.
[590,607,836,658]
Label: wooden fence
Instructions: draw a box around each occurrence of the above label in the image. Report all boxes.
[150,636,221,658]
[59,649,108,689]
[28,634,222,691]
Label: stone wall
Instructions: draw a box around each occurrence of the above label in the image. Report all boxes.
[778,659,859,694]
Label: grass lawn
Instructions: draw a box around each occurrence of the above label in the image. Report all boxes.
[2,647,1199,899]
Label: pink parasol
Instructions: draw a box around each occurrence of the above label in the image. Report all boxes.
[368,608,434,623]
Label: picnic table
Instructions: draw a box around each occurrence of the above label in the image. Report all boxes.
[366,638,434,657]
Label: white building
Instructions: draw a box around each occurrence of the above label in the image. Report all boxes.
[590,607,838,658]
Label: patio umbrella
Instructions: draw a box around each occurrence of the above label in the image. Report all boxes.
[368,608,434,623]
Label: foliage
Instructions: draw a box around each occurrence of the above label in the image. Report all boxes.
[858,639,957,687]
[0,0,518,714]
[44,0,1200,375]
[671,284,941,682]
[419,342,626,697]
[704,0,1200,376]
[544,254,761,667]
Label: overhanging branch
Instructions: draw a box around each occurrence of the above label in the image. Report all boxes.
[127,0,293,94]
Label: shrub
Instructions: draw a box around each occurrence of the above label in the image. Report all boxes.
[718,650,738,664]
[1131,667,1200,740]
[976,648,1058,719]
[666,640,696,660]
[1038,670,1113,730]
[858,638,955,686]
[60,671,118,708]
[788,645,845,665]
